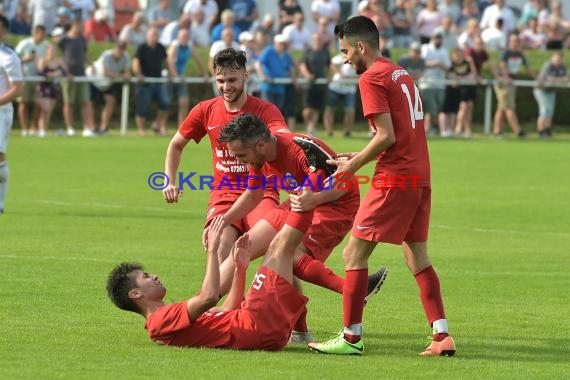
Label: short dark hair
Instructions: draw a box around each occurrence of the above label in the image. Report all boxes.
[0,14,10,31]
[334,16,379,50]
[34,25,46,33]
[218,113,271,146]
[106,262,144,314]
[212,48,247,74]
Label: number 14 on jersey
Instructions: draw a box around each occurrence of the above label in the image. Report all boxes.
[401,83,424,129]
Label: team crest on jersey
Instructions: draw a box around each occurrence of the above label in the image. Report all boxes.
[283,172,298,189]
[392,69,409,82]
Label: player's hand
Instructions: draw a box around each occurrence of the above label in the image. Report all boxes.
[163,184,182,203]
[233,233,251,269]
[207,216,225,255]
[325,153,358,189]
[202,226,209,251]
[290,188,317,212]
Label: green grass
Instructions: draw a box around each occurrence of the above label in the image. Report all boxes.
[1,130,569,379]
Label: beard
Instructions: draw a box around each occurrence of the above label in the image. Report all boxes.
[354,56,368,75]
[221,85,245,103]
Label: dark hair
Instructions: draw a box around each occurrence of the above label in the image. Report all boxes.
[34,25,46,33]
[218,113,271,146]
[212,48,247,74]
[106,262,144,314]
[334,16,379,50]
[0,14,10,30]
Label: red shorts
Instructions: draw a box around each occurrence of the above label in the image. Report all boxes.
[352,187,431,244]
[232,266,308,351]
[263,197,358,262]
[206,191,280,233]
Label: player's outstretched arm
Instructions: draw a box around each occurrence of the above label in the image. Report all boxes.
[213,233,251,312]
[328,113,395,178]
[185,217,225,321]
[222,188,264,227]
[163,132,190,203]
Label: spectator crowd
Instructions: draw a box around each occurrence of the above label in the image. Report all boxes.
[2,0,569,138]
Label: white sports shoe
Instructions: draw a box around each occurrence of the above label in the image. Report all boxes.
[82,129,96,138]
[66,127,76,137]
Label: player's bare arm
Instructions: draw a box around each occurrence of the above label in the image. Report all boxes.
[185,216,225,320]
[328,113,395,177]
[289,187,349,212]
[211,233,251,312]
[0,80,22,106]
[222,187,264,226]
[163,132,190,203]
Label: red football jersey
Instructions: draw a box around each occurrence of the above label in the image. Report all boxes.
[179,96,288,193]
[247,132,360,232]
[145,301,237,348]
[359,57,431,187]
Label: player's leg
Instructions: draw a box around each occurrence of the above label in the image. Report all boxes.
[61,80,75,135]
[100,93,116,132]
[0,109,13,213]
[261,224,306,284]
[403,241,455,356]
[308,236,376,355]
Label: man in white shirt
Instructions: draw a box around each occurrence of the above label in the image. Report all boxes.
[15,25,48,136]
[480,0,515,35]
[282,12,311,52]
[420,31,451,135]
[0,15,23,214]
[481,18,506,51]
[183,0,219,29]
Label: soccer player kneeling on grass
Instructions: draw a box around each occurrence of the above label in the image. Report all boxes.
[106,217,308,350]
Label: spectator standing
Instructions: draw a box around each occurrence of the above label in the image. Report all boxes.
[36,43,69,137]
[433,15,459,50]
[189,8,210,47]
[519,17,546,50]
[58,19,95,137]
[209,27,241,75]
[299,32,330,136]
[390,0,414,48]
[133,27,171,136]
[315,15,335,50]
[68,0,96,22]
[282,12,311,52]
[228,0,258,34]
[84,8,116,42]
[438,0,461,23]
[446,48,478,138]
[0,14,23,215]
[119,11,147,49]
[27,0,63,35]
[311,0,341,36]
[148,0,176,34]
[87,42,131,135]
[256,33,295,114]
[481,17,506,51]
[167,29,208,126]
[493,33,535,138]
[279,0,303,31]
[544,18,566,50]
[53,6,75,37]
[15,25,48,137]
[420,31,451,135]
[251,14,276,43]
[479,0,515,35]
[183,0,219,29]
[8,5,31,36]
[458,18,480,50]
[113,0,141,35]
[323,53,358,137]
[416,0,443,44]
[456,0,480,31]
[398,41,426,84]
[533,51,568,137]
[160,13,192,47]
[211,9,241,43]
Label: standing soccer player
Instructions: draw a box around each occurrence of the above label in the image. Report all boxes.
[162,48,287,293]
[0,15,23,214]
[308,16,455,356]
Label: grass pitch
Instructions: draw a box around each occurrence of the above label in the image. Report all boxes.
[1,130,569,379]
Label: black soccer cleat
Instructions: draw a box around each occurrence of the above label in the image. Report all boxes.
[364,267,388,304]
[293,136,337,176]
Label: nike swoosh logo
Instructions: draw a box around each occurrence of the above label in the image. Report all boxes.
[207,125,220,131]
[307,234,319,244]
[356,225,372,230]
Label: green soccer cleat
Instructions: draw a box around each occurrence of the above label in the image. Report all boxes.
[308,332,364,355]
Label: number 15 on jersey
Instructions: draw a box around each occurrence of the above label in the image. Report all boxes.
[401,83,424,129]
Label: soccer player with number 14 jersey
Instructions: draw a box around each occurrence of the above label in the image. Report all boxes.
[309,16,455,356]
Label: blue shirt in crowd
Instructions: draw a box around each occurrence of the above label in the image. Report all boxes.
[258,45,294,95]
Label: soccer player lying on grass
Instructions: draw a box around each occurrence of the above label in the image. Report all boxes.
[214,113,387,343]
[106,216,308,350]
